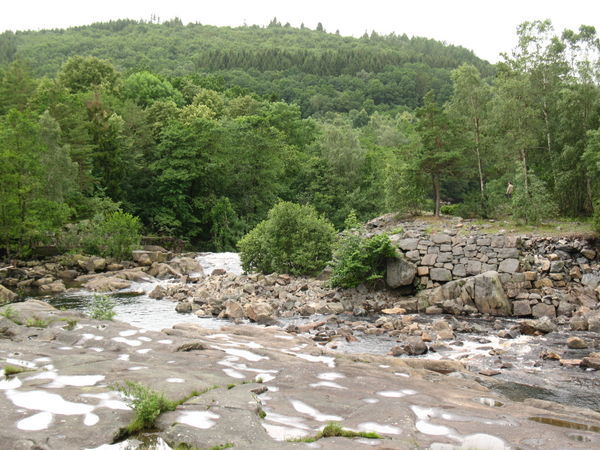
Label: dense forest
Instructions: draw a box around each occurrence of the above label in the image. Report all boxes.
[0,19,599,257]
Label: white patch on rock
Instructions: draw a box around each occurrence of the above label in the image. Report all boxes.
[7,390,94,415]
[117,354,130,361]
[128,366,147,371]
[255,373,276,383]
[317,372,344,381]
[177,410,220,429]
[262,423,310,441]
[84,412,99,426]
[309,381,346,389]
[213,346,268,362]
[357,422,401,435]
[274,334,294,340]
[167,378,185,383]
[361,398,379,404]
[283,351,335,368]
[17,411,53,431]
[290,400,342,422]
[222,368,245,379]
[158,339,173,345]
[0,376,23,390]
[136,348,151,354]
[377,389,417,398]
[119,330,138,337]
[112,337,142,347]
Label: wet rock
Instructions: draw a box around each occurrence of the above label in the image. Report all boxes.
[243,302,274,324]
[479,369,501,376]
[38,280,66,294]
[149,285,167,299]
[587,313,600,332]
[148,262,182,279]
[569,315,588,331]
[402,337,428,355]
[531,303,556,319]
[580,357,600,370]
[169,257,203,276]
[211,268,227,276]
[175,301,192,313]
[432,319,454,340]
[83,276,131,292]
[57,269,79,281]
[223,300,244,319]
[386,258,417,288]
[86,256,107,272]
[520,317,557,335]
[512,300,532,316]
[0,285,17,304]
[566,337,588,349]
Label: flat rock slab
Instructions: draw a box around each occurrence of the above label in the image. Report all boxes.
[0,301,599,449]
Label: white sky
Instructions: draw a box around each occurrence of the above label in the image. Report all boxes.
[2,0,599,62]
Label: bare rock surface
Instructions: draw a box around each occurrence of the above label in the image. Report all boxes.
[0,300,599,449]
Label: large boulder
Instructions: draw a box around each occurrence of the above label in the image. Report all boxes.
[243,302,274,324]
[169,257,203,276]
[386,258,417,288]
[38,280,66,294]
[472,271,512,315]
[0,285,17,305]
[83,276,131,292]
[426,271,511,316]
[223,300,244,319]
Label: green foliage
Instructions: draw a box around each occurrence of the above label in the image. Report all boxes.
[593,201,600,234]
[116,381,177,433]
[289,422,382,442]
[88,295,116,321]
[3,365,31,376]
[58,56,120,93]
[330,232,397,288]
[440,204,461,216]
[512,166,558,224]
[60,317,78,330]
[238,202,336,276]
[59,209,141,259]
[25,316,50,328]
[124,71,183,107]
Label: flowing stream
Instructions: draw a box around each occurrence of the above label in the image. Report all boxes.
[43,252,600,412]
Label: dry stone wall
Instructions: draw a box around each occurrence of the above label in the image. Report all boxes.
[385,223,600,319]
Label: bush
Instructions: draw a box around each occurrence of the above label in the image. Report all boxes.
[238,202,336,275]
[593,200,600,234]
[512,167,558,225]
[89,295,116,320]
[440,203,461,216]
[59,210,141,259]
[116,381,177,433]
[330,232,397,288]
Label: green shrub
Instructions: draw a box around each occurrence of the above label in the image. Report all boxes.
[238,202,336,276]
[593,200,600,234]
[512,167,558,225]
[89,295,116,320]
[330,232,397,288]
[116,381,177,433]
[440,203,461,216]
[58,206,141,260]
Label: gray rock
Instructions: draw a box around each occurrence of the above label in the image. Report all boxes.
[169,257,203,276]
[432,233,452,244]
[175,301,192,313]
[386,258,417,288]
[149,284,167,299]
[549,261,565,273]
[588,313,600,332]
[531,303,556,319]
[466,260,482,275]
[512,300,531,316]
[402,337,428,355]
[566,336,588,349]
[83,276,131,292]
[421,254,438,266]
[0,285,17,305]
[498,258,520,273]
[398,238,419,251]
[569,315,588,331]
[38,280,66,294]
[581,273,600,289]
[430,268,452,282]
[244,302,274,323]
[452,264,466,277]
[472,271,512,315]
[223,300,244,319]
[520,317,556,335]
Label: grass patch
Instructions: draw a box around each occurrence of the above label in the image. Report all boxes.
[117,381,178,434]
[288,422,382,443]
[0,306,22,325]
[3,365,33,377]
[89,295,116,320]
[25,316,51,328]
[258,408,266,419]
[59,317,78,330]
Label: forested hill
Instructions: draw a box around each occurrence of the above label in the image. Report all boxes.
[0,19,493,114]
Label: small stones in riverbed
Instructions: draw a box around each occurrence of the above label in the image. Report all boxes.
[566,336,588,349]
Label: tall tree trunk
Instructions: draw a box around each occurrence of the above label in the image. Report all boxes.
[474,118,485,206]
[520,148,529,194]
[432,173,441,216]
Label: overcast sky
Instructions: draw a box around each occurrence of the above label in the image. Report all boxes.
[2,0,599,62]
